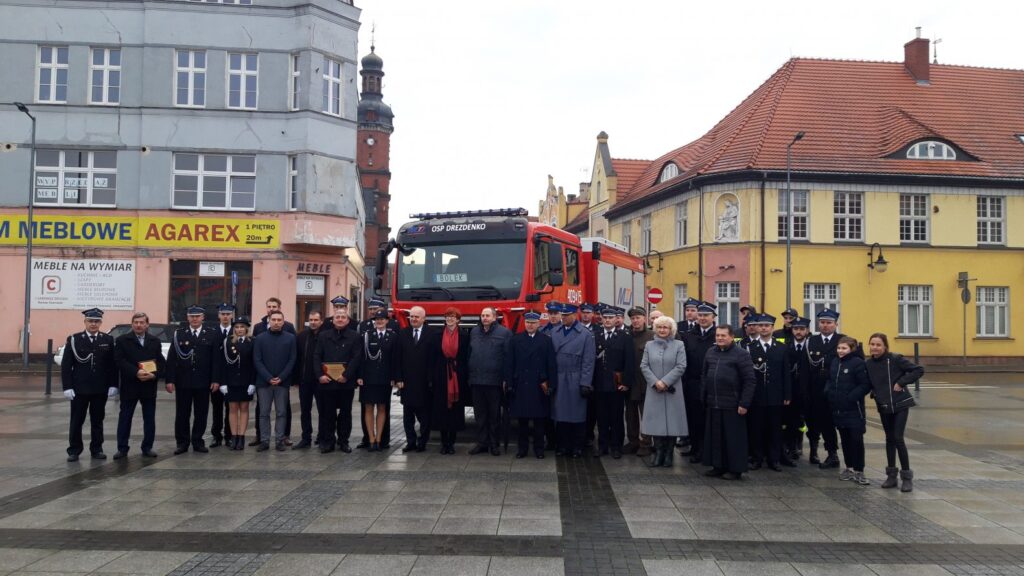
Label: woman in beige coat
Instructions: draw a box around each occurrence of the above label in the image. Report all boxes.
[640,315,688,467]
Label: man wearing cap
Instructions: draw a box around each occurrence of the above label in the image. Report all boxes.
[292,310,324,450]
[626,307,654,456]
[805,308,850,468]
[739,304,758,327]
[394,306,435,453]
[785,316,813,461]
[113,312,165,459]
[676,298,701,337]
[61,308,118,461]
[505,311,557,458]
[680,302,718,462]
[593,306,634,458]
[550,303,596,457]
[539,301,562,335]
[702,325,756,480]
[356,297,398,449]
[578,303,596,332]
[773,308,799,343]
[209,303,235,447]
[613,307,627,334]
[467,307,513,456]
[331,295,350,312]
[746,314,794,471]
[166,305,218,454]
[313,308,361,453]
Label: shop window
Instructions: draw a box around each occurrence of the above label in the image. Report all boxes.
[169,260,252,323]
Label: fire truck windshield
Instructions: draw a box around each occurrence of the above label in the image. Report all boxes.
[396,241,526,301]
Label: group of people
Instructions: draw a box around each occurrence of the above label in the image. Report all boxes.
[60,294,923,492]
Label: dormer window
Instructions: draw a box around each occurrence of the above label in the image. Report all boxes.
[658,163,680,183]
[906,140,956,160]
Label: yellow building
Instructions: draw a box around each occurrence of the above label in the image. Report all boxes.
[599,36,1024,362]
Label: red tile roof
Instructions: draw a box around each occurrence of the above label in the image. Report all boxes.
[612,58,1024,214]
[609,159,651,202]
[564,204,590,233]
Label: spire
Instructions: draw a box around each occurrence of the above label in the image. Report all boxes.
[358,42,393,133]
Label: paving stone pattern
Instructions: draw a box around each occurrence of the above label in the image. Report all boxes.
[238,480,354,533]
[167,553,272,576]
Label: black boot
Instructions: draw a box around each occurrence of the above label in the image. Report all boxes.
[881,467,899,489]
[819,451,840,469]
[900,469,914,492]
[649,439,665,467]
[808,441,820,465]
[661,444,674,468]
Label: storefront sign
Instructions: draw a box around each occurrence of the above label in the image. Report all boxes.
[296,262,332,274]
[296,274,325,296]
[199,261,226,277]
[0,215,279,249]
[31,258,135,310]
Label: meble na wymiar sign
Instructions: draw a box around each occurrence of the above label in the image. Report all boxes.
[0,215,279,249]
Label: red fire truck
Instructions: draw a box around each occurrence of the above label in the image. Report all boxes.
[374,208,646,329]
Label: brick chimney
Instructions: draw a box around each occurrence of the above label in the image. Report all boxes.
[904,28,930,84]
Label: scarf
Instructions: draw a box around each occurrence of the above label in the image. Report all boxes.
[442,327,460,409]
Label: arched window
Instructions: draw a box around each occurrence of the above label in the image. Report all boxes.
[658,163,680,183]
[906,141,956,160]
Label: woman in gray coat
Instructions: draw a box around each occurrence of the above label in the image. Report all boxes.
[641,315,688,467]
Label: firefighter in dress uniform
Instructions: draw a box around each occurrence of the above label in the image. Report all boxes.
[165,305,217,454]
[61,308,118,462]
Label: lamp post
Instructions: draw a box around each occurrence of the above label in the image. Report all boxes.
[785,131,805,310]
[14,102,36,368]
[867,243,888,273]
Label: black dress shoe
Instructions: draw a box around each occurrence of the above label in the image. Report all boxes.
[174,445,189,455]
[248,438,262,447]
[320,445,335,454]
[92,452,107,460]
[256,443,270,452]
[515,450,527,459]
[67,454,79,462]
[402,444,417,453]
[292,440,311,450]
[416,444,427,453]
[767,462,782,471]
[611,449,623,460]
[535,452,545,459]
[142,450,159,458]
[113,451,127,460]
[704,467,726,477]
[356,441,369,449]
[468,444,487,455]
[193,444,209,453]
[275,442,286,451]
[339,443,352,453]
[722,472,743,480]
[749,461,762,471]
[780,457,797,468]
[490,446,501,456]
[210,438,222,448]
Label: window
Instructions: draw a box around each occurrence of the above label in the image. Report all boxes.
[173,153,256,210]
[37,46,69,103]
[89,48,121,105]
[898,285,933,337]
[899,194,929,242]
[976,287,1009,337]
[658,163,679,183]
[906,140,956,160]
[169,260,252,324]
[34,150,117,207]
[322,58,342,116]
[803,283,840,321]
[674,284,688,321]
[778,189,808,240]
[674,202,687,248]
[565,248,579,285]
[289,53,300,110]
[621,221,632,253]
[977,196,1004,245]
[287,155,299,211]
[227,53,258,109]
[639,215,652,255]
[175,50,206,107]
[833,191,863,241]
[532,242,551,290]
[716,282,740,330]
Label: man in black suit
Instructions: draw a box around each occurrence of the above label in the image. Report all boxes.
[210,303,235,447]
[394,306,434,452]
[680,302,718,462]
[745,314,794,471]
[805,308,850,469]
[785,316,813,461]
[593,307,634,459]
[292,309,324,450]
[165,305,217,454]
[61,308,118,462]
[113,312,166,459]
[313,308,361,453]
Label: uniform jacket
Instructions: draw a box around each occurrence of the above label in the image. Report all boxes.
[550,322,596,423]
[394,325,437,408]
[682,327,716,385]
[166,326,217,389]
[62,331,117,395]
[313,324,360,391]
[865,352,923,414]
[788,338,813,402]
[253,329,297,387]
[467,323,512,387]
[357,317,400,335]
[114,331,165,400]
[701,342,756,410]
[212,336,256,390]
[640,336,688,437]
[747,338,792,407]
[629,327,654,402]
[353,328,397,388]
[675,320,698,339]
[294,327,322,388]
[504,331,557,419]
[825,354,872,431]
[593,328,635,393]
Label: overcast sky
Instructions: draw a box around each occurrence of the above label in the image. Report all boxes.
[355,1,1023,231]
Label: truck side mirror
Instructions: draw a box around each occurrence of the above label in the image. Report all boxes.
[548,242,563,271]
[549,271,564,287]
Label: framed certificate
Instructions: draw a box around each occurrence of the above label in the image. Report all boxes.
[138,360,158,374]
[322,363,346,381]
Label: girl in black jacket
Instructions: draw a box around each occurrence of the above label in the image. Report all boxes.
[825,337,872,485]
[866,333,924,492]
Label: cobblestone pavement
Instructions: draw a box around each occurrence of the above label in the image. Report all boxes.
[0,372,1022,575]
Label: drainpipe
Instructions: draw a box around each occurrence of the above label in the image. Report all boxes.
[697,185,704,300]
[759,177,767,312]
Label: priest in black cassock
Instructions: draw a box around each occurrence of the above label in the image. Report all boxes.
[701,324,756,480]
[504,311,558,459]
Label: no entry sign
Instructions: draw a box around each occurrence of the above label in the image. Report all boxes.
[647,288,664,304]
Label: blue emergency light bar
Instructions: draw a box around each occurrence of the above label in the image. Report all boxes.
[410,208,528,220]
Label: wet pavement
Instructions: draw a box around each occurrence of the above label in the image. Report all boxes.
[0,372,1022,575]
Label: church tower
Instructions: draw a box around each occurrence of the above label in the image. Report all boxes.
[357,45,395,289]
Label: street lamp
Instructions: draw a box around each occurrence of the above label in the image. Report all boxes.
[643,249,663,273]
[14,102,36,368]
[867,243,888,273]
[785,131,805,309]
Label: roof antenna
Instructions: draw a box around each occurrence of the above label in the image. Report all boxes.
[371,21,376,52]
[932,38,942,64]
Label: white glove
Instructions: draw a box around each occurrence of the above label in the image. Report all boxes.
[108,387,119,398]
[63,389,76,401]
[247,385,255,396]
[220,385,229,396]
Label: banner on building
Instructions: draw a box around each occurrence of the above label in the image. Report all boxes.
[0,215,279,249]
[31,258,135,310]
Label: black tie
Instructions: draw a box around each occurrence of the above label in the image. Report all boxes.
[89,334,95,344]
[796,344,802,352]
[414,328,419,342]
